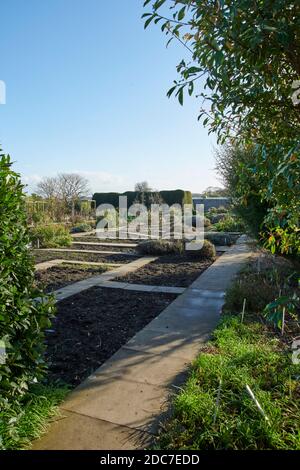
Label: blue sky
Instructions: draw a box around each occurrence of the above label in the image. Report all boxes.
[0,0,219,195]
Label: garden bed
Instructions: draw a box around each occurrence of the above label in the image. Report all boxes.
[115,254,215,287]
[32,250,134,264]
[45,287,177,386]
[35,264,111,293]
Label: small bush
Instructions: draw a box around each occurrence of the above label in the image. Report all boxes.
[70,223,92,234]
[205,232,237,246]
[224,255,300,317]
[209,213,227,224]
[204,217,211,228]
[207,206,229,216]
[30,225,72,248]
[214,215,245,232]
[186,239,216,260]
[225,272,277,314]
[137,239,184,255]
[192,215,211,228]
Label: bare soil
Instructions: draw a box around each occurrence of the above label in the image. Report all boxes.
[45,287,177,386]
[32,250,134,264]
[35,264,110,293]
[115,254,215,287]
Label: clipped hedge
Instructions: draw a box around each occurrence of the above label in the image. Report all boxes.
[137,239,184,255]
[186,239,216,260]
[0,152,55,403]
[93,189,192,209]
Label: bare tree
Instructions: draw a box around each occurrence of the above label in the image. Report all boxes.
[36,174,90,201]
[57,173,90,219]
[134,181,152,193]
[36,173,90,220]
[36,177,59,199]
[57,173,90,202]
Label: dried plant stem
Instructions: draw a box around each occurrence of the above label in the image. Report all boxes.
[246,384,270,424]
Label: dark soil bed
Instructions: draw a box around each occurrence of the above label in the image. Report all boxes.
[115,254,216,287]
[45,287,177,386]
[35,265,110,293]
[32,250,134,264]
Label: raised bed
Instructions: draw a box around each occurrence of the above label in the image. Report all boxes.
[35,264,111,293]
[32,250,134,264]
[115,254,215,287]
[45,287,177,386]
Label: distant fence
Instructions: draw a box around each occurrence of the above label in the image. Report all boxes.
[25,199,96,223]
[193,197,231,212]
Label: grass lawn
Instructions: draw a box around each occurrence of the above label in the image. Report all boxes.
[157,316,300,450]
[0,384,68,450]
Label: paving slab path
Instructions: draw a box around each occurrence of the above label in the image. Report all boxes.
[49,256,158,302]
[32,236,254,450]
[35,259,124,271]
[71,230,96,238]
[72,241,138,248]
[37,248,137,256]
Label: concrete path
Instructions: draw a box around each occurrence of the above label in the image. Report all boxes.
[52,256,158,302]
[95,281,185,295]
[72,241,138,248]
[71,230,96,238]
[32,236,253,450]
[37,248,137,256]
[35,259,123,271]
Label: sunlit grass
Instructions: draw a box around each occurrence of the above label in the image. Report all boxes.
[157,317,300,450]
[0,384,69,450]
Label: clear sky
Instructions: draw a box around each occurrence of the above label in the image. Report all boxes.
[0,0,220,195]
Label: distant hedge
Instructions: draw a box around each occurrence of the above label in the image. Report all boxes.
[93,190,192,209]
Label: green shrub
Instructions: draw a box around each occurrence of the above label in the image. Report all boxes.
[30,224,72,248]
[137,239,184,255]
[225,272,277,314]
[224,256,299,316]
[214,215,245,232]
[209,213,227,224]
[186,239,216,260]
[204,217,211,228]
[207,206,229,216]
[0,152,55,403]
[205,232,237,246]
[71,223,92,234]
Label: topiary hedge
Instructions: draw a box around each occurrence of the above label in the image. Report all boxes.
[93,189,192,209]
[186,239,216,260]
[0,152,55,403]
[137,239,184,255]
